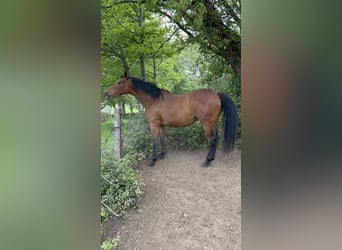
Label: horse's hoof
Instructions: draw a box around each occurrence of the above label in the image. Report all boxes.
[149,160,156,167]
[159,153,166,159]
[202,161,211,167]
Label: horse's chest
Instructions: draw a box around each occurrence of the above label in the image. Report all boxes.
[146,111,165,125]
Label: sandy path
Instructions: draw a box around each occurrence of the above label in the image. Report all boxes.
[103,150,241,250]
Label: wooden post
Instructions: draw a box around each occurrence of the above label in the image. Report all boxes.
[113,107,122,159]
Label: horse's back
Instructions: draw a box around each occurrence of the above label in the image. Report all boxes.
[187,89,220,102]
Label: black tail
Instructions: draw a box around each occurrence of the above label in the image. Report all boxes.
[218,93,237,153]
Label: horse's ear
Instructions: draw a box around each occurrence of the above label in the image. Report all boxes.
[124,71,128,79]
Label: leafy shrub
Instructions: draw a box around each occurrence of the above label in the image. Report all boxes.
[165,123,208,150]
[101,236,119,250]
[122,113,152,157]
[101,147,144,220]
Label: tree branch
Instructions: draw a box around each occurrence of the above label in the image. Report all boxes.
[146,28,179,58]
[156,8,194,38]
[101,201,119,217]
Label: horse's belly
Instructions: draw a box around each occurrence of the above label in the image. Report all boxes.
[160,114,196,127]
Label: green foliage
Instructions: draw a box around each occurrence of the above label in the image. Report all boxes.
[122,113,152,157]
[101,119,115,150]
[147,0,241,77]
[166,119,237,151]
[101,236,119,250]
[101,147,144,220]
[101,1,177,80]
[166,123,208,150]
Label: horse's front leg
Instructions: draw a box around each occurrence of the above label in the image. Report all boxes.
[149,123,159,167]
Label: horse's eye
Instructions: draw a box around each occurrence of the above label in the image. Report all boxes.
[117,82,121,84]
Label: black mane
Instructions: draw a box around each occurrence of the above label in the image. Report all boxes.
[131,77,164,100]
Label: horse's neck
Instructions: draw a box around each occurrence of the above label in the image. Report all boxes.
[129,88,155,109]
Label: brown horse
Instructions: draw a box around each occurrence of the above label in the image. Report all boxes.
[105,71,237,167]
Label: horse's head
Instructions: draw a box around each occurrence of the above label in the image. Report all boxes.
[104,71,132,99]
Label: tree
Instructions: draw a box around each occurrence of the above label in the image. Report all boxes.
[101,1,178,79]
[101,0,178,110]
[104,0,241,79]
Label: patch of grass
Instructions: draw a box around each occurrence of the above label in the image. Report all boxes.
[101,119,114,148]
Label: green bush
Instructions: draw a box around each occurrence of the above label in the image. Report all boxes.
[122,113,152,157]
[101,237,119,250]
[101,147,144,220]
[165,123,208,150]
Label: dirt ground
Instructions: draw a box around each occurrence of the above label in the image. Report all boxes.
[103,150,241,250]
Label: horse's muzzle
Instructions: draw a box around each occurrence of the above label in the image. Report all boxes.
[104,92,111,99]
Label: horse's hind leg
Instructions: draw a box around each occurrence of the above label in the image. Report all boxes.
[203,133,218,167]
[159,126,166,159]
[202,125,218,167]
[208,131,218,161]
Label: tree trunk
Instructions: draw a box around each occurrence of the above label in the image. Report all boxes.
[138,6,146,81]
[139,55,146,80]
[136,5,145,112]
[118,43,130,73]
